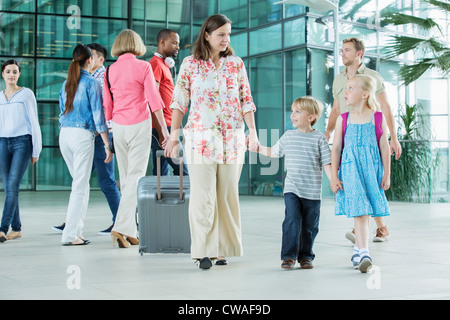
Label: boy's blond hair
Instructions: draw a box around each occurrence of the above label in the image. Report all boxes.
[292,96,323,126]
[111,29,146,57]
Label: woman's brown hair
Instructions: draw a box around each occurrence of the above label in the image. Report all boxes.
[192,14,234,61]
[64,44,92,114]
[1,59,21,73]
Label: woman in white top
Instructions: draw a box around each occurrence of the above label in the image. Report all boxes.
[0,60,42,243]
[165,14,260,269]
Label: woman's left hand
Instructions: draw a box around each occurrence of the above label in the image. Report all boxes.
[246,130,260,152]
[161,129,170,149]
[31,157,39,165]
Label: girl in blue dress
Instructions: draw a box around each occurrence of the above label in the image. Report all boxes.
[330,74,391,273]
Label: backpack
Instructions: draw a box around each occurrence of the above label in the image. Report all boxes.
[341,111,383,149]
[339,111,383,167]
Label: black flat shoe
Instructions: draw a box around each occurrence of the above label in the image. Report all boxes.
[198,257,212,269]
[0,232,7,243]
[215,259,228,266]
[62,239,90,246]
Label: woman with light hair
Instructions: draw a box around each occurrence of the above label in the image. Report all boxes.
[103,29,169,248]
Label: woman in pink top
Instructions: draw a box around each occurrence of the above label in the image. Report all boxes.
[165,14,260,269]
[103,29,169,248]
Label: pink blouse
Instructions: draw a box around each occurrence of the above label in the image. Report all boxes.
[103,53,165,125]
[170,55,256,164]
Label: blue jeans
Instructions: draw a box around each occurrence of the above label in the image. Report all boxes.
[92,133,120,223]
[151,127,188,176]
[0,135,32,234]
[281,193,321,262]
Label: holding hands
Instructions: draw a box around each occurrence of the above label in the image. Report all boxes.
[246,130,260,152]
[164,130,261,159]
[330,176,343,194]
[164,134,180,159]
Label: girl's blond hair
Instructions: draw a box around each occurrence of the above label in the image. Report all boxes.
[111,29,146,57]
[352,74,380,111]
[292,96,323,126]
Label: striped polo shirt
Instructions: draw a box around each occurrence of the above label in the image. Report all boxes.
[272,129,331,200]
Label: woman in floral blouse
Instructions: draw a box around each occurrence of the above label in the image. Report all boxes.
[165,14,259,269]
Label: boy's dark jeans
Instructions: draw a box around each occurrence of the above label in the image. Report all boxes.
[281,193,321,262]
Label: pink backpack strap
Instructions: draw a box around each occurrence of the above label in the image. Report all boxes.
[374,111,383,146]
[341,112,349,149]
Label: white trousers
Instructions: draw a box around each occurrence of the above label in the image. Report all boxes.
[59,127,95,243]
[185,141,244,260]
[112,119,151,238]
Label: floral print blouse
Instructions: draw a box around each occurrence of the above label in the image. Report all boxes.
[170,55,256,164]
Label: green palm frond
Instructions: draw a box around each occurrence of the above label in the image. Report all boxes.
[342,0,372,21]
[381,0,449,85]
[381,12,442,34]
[424,0,450,12]
[436,50,450,73]
[399,51,450,85]
[399,61,433,86]
[384,35,447,59]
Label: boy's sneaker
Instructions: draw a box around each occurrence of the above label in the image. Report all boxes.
[52,223,65,233]
[281,259,295,270]
[299,259,313,269]
[373,226,389,242]
[98,225,114,235]
[358,256,373,273]
[345,229,356,244]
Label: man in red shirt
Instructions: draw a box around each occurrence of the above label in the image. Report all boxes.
[150,29,188,176]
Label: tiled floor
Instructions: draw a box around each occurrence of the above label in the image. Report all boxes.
[1,191,449,300]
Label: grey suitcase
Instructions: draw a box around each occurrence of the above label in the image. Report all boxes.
[137,150,190,255]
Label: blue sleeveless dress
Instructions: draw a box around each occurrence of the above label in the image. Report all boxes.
[335,114,390,218]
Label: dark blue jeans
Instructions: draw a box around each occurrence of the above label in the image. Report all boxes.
[281,193,321,262]
[0,135,32,234]
[92,133,120,223]
[151,127,188,176]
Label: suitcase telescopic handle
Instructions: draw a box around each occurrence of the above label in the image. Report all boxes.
[155,148,184,201]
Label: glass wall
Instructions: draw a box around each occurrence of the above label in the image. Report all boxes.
[1,0,448,201]
[0,0,128,191]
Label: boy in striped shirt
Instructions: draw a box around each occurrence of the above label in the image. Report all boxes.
[258,96,332,270]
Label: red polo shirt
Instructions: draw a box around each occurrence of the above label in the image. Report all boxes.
[149,55,174,127]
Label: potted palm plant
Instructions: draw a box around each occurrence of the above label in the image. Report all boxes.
[386,103,439,202]
[380,0,447,202]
